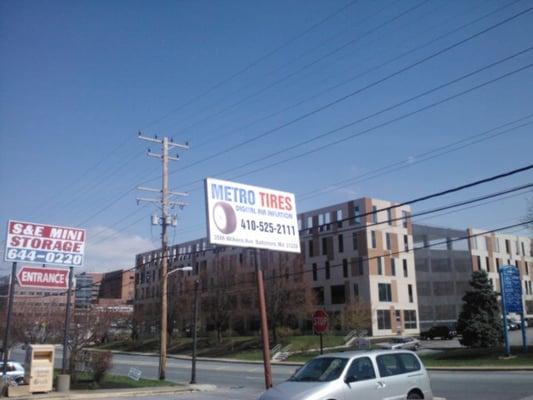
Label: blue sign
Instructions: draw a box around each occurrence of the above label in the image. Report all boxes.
[500,265,523,313]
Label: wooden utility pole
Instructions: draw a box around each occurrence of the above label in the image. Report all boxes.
[137,133,188,380]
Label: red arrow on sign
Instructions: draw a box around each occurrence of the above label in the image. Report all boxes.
[16,266,70,290]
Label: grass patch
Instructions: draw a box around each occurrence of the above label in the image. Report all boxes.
[54,370,175,390]
[420,346,533,367]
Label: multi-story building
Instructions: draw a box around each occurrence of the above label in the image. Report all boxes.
[413,224,473,330]
[134,197,419,337]
[468,229,533,317]
[414,225,533,329]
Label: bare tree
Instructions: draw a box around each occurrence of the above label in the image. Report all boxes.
[264,253,314,343]
[201,253,233,342]
[340,302,372,337]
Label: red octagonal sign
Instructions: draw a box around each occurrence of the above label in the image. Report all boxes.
[313,310,329,334]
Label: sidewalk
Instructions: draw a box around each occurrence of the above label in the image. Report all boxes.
[5,384,216,400]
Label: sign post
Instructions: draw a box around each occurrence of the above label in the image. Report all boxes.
[1,262,17,382]
[204,178,300,390]
[313,310,329,355]
[499,265,527,356]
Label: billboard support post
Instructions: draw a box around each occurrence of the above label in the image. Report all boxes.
[2,262,17,380]
[61,266,74,374]
[254,249,272,389]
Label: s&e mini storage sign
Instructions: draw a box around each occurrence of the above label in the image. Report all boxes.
[204,178,300,253]
[4,220,85,267]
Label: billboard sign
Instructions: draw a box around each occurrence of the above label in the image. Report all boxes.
[204,178,300,253]
[16,266,70,290]
[5,220,85,267]
[500,265,523,314]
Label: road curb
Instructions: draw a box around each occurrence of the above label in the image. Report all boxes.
[6,384,216,400]
[88,348,533,371]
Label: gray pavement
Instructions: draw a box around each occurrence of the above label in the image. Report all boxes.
[10,342,533,400]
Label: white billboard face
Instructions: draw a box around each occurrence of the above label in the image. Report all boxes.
[205,178,300,253]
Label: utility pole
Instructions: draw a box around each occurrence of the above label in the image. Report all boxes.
[137,133,189,380]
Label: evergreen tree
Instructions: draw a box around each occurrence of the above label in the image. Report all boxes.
[457,270,502,348]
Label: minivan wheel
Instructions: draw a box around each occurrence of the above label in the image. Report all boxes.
[407,390,423,399]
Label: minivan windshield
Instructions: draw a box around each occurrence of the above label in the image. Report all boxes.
[289,357,348,382]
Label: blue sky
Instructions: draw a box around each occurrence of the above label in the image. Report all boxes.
[1,0,532,274]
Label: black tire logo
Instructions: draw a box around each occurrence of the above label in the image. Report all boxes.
[212,202,237,234]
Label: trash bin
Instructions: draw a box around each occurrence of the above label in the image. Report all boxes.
[25,344,55,393]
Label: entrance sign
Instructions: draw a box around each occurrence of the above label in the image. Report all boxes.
[313,310,329,334]
[5,220,85,267]
[204,178,300,253]
[16,266,70,290]
[500,265,523,313]
[499,265,527,356]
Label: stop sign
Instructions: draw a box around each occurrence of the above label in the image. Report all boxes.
[313,310,329,334]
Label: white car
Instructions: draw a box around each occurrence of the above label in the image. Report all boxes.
[259,350,433,400]
[0,361,25,384]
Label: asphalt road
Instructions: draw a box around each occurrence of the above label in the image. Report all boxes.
[12,348,533,400]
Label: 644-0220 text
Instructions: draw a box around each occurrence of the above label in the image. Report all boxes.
[240,219,297,235]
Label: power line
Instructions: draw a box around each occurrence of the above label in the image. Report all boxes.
[190,0,521,151]
[227,62,533,183]
[141,0,360,131]
[172,0,428,137]
[154,7,532,186]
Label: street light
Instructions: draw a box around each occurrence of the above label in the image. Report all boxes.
[166,265,195,383]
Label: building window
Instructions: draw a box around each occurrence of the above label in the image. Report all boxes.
[356,257,364,275]
[486,257,491,272]
[354,206,361,223]
[494,237,500,252]
[408,284,414,303]
[343,259,348,278]
[354,283,359,300]
[505,239,511,254]
[377,310,391,330]
[337,209,343,227]
[325,262,331,280]
[476,255,482,271]
[403,235,409,251]
[387,209,392,225]
[331,285,346,304]
[402,211,409,228]
[403,259,408,277]
[371,231,377,248]
[391,258,396,276]
[338,234,344,253]
[378,283,392,302]
[386,233,391,250]
[521,242,526,256]
[318,213,324,226]
[377,257,383,275]
[352,232,358,251]
[496,258,501,272]
[372,206,378,224]
[312,263,317,281]
[322,237,328,255]
[526,262,530,275]
[309,240,314,257]
[404,310,417,329]
[313,287,324,305]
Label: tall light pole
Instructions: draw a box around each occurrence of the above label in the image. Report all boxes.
[190,278,199,384]
[137,133,189,380]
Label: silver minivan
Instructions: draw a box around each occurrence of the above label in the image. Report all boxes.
[258,350,433,400]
